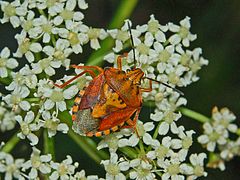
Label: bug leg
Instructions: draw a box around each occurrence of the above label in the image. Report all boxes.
[122,109,141,137]
[117,53,128,70]
[70,65,104,73]
[140,79,152,92]
[54,69,96,89]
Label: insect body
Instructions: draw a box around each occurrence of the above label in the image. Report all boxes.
[54,54,153,137]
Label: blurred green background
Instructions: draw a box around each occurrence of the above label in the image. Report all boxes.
[0,0,240,179]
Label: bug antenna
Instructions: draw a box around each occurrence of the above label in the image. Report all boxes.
[127,21,137,69]
[145,77,184,96]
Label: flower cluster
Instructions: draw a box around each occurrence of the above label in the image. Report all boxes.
[0,145,99,179]
[198,106,240,170]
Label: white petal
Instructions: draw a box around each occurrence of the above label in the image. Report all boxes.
[27,133,39,146]
[158,122,169,135]
[19,101,31,111]
[30,43,42,52]
[1,47,10,58]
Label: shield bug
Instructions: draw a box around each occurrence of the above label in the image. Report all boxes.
[54,22,183,137]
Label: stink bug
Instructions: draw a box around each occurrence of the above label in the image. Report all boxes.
[54,22,183,137]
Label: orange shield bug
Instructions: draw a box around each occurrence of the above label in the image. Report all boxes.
[54,22,183,137]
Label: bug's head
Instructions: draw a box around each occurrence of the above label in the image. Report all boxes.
[126,67,144,85]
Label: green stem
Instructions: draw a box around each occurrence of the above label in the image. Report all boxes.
[87,0,138,66]
[179,107,210,123]
[1,132,20,153]
[119,146,138,159]
[0,77,12,85]
[139,139,145,154]
[236,128,240,136]
[43,130,55,160]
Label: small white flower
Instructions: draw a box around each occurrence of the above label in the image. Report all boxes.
[30,15,55,43]
[3,86,31,111]
[0,47,18,78]
[15,111,41,146]
[0,152,25,180]
[0,105,16,131]
[212,106,237,133]
[31,57,61,76]
[40,111,69,137]
[129,158,156,180]
[198,122,228,152]
[146,136,174,160]
[97,133,123,152]
[168,16,197,47]
[43,39,72,68]
[6,65,37,92]
[0,0,28,28]
[53,0,84,26]
[101,152,129,180]
[50,155,78,180]
[42,80,78,112]
[22,147,52,179]
[14,31,42,63]
[81,26,108,50]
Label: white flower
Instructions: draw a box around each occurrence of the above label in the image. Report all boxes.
[81,26,108,50]
[20,10,36,35]
[0,105,16,131]
[212,106,238,133]
[50,155,78,180]
[171,127,195,161]
[53,0,84,26]
[168,16,197,47]
[14,31,42,63]
[220,137,240,160]
[22,147,52,179]
[198,122,228,152]
[6,65,37,92]
[31,56,61,76]
[54,22,88,54]
[97,133,123,153]
[2,86,31,111]
[0,47,18,78]
[136,14,168,42]
[40,111,69,137]
[182,153,207,179]
[118,121,155,148]
[30,15,55,43]
[15,111,41,146]
[146,136,174,160]
[0,0,28,28]
[42,81,78,112]
[158,153,186,180]
[43,39,72,68]
[129,159,156,180]
[101,152,129,180]
[0,152,25,180]
[108,21,131,52]
[157,110,181,135]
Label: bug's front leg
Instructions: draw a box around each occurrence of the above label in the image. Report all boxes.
[117,53,128,70]
[54,69,96,89]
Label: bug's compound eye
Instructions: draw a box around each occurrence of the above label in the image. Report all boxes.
[126,69,131,73]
